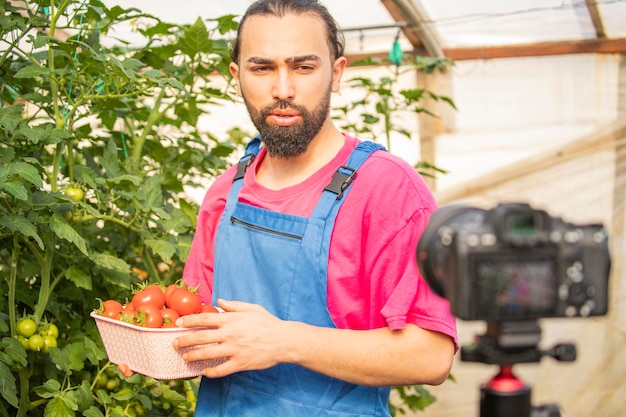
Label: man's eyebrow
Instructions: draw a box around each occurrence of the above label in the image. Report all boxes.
[286,55,321,64]
[245,55,321,65]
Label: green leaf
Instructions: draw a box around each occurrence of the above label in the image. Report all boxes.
[1,337,27,367]
[178,234,193,263]
[74,381,94,412]
[50,213,89,256]
[65,266,93,290]
[13,64,48,79]
[0,180,28,200]
[34,379,61,399]
[137,175,163,213]
[0,105,24,132]
[145,239,176,262]
[0,161,43,188]
[0,214,45,249]
[180,17,212,58]
[106,175,141,186]
[83,406,105,417]
[110,387,134,401]
[49,342,85,373]
[0,361,18,408]
[44,395,77,417]
[84,336,107,365]
[91,253,130,274]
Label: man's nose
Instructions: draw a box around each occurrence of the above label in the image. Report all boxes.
[272,69,295,101]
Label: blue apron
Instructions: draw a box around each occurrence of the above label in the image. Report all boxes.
[195,137,391,416]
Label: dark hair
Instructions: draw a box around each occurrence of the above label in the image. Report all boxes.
[230,0,345,64]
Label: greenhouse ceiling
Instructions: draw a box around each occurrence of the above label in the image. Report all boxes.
[104,0,626,62]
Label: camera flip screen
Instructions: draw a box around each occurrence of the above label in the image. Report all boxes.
[473,257,558,321]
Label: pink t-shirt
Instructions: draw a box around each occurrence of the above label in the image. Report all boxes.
[183,135,457,342]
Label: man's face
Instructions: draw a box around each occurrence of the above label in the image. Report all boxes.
[230,13,346,158]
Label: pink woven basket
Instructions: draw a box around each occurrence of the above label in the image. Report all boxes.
[91,311,226,380]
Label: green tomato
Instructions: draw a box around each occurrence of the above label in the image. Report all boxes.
[17,318,37,338]
[105,377,120,391]
[28,334,45,352]
[65,187,84,201]
[95,373,109,388]
[15,335,29,350]
[44,323,59,338]
[42,335,57,353]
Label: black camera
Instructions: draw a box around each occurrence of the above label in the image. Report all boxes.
[417,202,610,322]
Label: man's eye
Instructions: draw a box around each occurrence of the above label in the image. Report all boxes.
[295,65,315,72]
[252,66,272,73]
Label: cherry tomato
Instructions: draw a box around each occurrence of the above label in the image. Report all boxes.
[99,299,123,320]
[136,304,163,328]
[45,323,59,338]
[132,284,165,309]
[161,308,180,325]
[42,335,57,353]
[164,284,179,308]
[168,288,201,316]
[28,334,45,351]
[17,318,37,338]
[65,187,84,201]
[105,377,120,390]
[119,304,137,323]
[200,304,219,313]
[15,335,29,349]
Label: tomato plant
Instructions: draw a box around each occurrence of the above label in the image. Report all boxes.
[0,1,242,416]
[0,1,448,416]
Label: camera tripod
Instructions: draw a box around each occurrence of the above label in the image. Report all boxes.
[461,321,576,417]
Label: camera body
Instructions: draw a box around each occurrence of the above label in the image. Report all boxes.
[417,203,610,322]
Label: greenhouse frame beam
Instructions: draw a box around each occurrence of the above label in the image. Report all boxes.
[585,0,607,39]
[380,0,444,57]
[346,37,626,64]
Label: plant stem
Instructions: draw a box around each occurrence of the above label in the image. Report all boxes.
[33,243,54,322]
[131,88,166,171]
[8,236,20,337]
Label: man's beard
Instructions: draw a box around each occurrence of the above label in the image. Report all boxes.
[243,88,332,159]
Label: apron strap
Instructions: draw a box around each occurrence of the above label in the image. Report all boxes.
[227,137,386,220]
[226,135,262,211]
[312,141,386,220]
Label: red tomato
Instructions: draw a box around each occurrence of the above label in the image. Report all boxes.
[163,284,178,308]
[136,304,163,328]
[168,288,201,316]
[200,304,219,313]
[132,284,165,309]
[161,308,180,325]
[99,299,123,320]
[119,304,137,323]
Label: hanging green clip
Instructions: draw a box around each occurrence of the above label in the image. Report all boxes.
[388,31,403,67]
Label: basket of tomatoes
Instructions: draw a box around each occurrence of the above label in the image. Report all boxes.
[91,283,226,380]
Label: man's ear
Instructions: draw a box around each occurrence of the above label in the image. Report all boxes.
[229,62,242,97]
[331,56,348,93]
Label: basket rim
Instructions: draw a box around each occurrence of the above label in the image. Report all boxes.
[90,310,202,333]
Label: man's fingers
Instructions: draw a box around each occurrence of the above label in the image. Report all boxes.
[118,363,134,377]
[217,298,264,312]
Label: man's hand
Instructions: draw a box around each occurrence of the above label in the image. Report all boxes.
[173,299,291,378]
[174,298,455,386]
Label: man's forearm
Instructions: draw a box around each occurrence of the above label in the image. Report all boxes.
[282,322,455,387]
